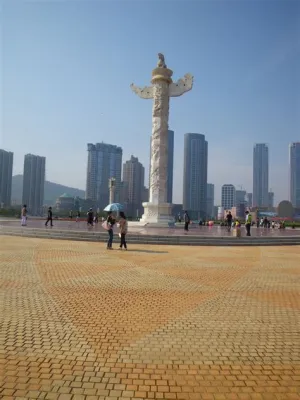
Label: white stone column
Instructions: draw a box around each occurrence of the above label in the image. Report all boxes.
[130,54,193,226]
[140,67,174,225]
[150,70,171,204]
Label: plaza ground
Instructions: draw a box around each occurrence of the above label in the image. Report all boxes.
[0,236,299,400]
[1,218,300,237]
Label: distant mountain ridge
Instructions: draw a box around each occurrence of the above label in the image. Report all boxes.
[12,175,85,205]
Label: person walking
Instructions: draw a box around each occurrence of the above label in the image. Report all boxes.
[69,210,73,219]
[184,211,190,233]
[106,211,115,249]
[245,211,252,236]
[226,211,233,232]
[87,208,93,226]
[45,207,53,227]
[118,211,128,250]
[21,205,27,226]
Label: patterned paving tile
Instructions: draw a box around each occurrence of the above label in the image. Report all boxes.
[0,236,299,399]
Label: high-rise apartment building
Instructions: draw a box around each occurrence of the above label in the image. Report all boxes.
[22,154,46,215]
[149,129,174,203]
[289,143,300,208]
[86,143,122,209]
[206,183,215,218]
[183,133,208,218]
[0,149,13,207]
[123,155,145,217]
[221,184,236,210]
[253,144,269,207]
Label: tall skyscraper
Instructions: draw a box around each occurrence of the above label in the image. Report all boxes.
[253,144,269,207]
[149,129,174,203]
[206,183,215,218]
[221,184,236,210]
[0,149,13,207]
[123,155,145,217]
[289,143,300,208]
[86,143,122,209]
[183,133,208,218]
[22,154,46,215]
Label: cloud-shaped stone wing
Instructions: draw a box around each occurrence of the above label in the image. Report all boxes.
[130,84,154,99]
[169,73,194,97]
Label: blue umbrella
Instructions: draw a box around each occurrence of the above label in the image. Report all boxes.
[103,203,124,212]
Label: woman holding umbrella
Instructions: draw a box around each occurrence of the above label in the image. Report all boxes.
[106,211,116,249]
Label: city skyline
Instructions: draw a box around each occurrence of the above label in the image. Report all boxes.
[2,1,299,205]
[1,142,299,211]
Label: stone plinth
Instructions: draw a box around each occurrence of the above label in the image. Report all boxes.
[139,202,174,226]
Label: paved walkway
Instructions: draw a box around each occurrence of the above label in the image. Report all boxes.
[0,236,299,400]
[1,219,300,237]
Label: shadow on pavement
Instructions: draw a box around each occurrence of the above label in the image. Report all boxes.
[126,249,168,254]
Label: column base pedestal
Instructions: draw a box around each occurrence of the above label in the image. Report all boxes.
[138,202,175,227]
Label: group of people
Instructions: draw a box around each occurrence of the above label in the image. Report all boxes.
[103,211,128,250]
[20,205,54,227]
[225,210,252,236]
[21,204,128,249]
[183,210,253,237]
[82,208,128,249]
[256,217,286,229]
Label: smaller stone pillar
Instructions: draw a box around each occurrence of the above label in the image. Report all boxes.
[109,178,116,204]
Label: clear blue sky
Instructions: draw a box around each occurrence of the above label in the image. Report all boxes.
[1,0,299,204]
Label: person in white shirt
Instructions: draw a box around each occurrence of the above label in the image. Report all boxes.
[21,205,27,226]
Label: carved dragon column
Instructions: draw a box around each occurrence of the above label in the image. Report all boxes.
[149,66,172,205]
[130,54,193,226]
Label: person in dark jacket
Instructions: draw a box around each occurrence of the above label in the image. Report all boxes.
[106,211,116,249]
[226,211,233,232]
[184,211,190,233]
[87,208,93,226]
[45,207,53,227]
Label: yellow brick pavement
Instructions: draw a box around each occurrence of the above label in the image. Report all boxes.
[0,236,300,400]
